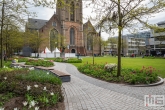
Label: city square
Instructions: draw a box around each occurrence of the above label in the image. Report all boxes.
[0,0,165,110]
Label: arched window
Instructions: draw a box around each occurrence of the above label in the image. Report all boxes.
[70,28,75,45]
[70,2,75,21]
[50,29,58,52]
[87,33,93,50]
[71,49,75,53]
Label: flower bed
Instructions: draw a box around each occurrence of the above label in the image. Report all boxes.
[78,63,159,84]
[0,68,64,109]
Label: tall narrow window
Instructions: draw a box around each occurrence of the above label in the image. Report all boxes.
[50,29,58,52]
[70,2,75,21]
[87,33,93,50]
[70,28,75,45]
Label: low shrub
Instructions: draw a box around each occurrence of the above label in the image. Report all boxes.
[104,63,117,73]
[25,59,54,67]
[66,58,82,63]
[54,57,63,62]
[54,57,82,63]
[18,57,29,62]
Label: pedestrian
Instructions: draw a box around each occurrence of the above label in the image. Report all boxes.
[4,54,7,61]
[77,52,80,59]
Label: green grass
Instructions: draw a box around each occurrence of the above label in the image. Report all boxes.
[71,56,165,78]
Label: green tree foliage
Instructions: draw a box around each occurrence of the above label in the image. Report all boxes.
[25,30,48,56]
[0,0,65,68]
[87,0,165,76]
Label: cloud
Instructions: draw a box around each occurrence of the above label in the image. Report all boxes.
[28,1,165,40]
[28,6,54,20]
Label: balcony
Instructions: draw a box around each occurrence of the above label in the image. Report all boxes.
[153,32,165,37]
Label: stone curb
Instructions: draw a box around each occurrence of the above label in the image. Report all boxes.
[128,76,164,87]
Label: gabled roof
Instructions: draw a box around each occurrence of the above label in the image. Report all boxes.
[27,18,48,30]
[83,20,97,33]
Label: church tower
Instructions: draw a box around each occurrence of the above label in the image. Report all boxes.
[56,0,85,55]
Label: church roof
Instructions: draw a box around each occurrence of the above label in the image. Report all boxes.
[27,18,48,30]
[83,20,98,33]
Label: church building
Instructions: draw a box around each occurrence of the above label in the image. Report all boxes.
[25,0,101,56]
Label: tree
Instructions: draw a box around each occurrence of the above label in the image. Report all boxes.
[100,37,108,56]
[107,37,117,55]
[83,21,100,64]
[87,32,100,65]
[25,30,47,57]
[87,0,165,76]
[0,0,66,68]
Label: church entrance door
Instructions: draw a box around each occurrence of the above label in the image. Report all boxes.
[71,49,75,53]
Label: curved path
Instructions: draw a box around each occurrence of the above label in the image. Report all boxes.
[54,62,165,110]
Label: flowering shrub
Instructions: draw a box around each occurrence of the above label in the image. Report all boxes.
[78,63,111,79]
[122,66,159,84]
[104,63,117,73]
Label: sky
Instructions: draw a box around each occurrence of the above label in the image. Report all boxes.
[28,1,165,40]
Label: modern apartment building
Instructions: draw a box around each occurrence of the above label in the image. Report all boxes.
[123,31,150,56]
[104,43,117,55]
[150,21,165,56]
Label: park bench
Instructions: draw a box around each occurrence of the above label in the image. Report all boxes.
[50,70,71,82]
[35,66,54,70]
[11,63,24,67]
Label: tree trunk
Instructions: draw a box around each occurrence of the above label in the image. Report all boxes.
[117,0,122,77]
[99,30,102,55]
[92,43,94,65]
[117,28,122,77]
[0,0,5,68]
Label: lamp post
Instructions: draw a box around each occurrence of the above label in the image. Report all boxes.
[55,42,57,58]
[67,44,69,57]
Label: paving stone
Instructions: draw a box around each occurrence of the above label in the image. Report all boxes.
[54,62,165,110]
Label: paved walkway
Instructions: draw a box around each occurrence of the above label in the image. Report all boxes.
[54,62,165,110]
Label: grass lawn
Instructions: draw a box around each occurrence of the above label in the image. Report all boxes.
[71,56,165,78]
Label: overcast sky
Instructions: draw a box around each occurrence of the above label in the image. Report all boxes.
[28,1,165,40]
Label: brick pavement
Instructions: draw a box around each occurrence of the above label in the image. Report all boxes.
[54,62,165,110]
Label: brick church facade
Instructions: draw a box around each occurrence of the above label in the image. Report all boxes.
[25,0,101,56]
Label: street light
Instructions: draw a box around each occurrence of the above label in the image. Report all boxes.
[55,42,57,58]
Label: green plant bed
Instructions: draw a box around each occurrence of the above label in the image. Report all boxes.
[71,57,165,78]
[78,63,159,85]
[18,57,29,62]
[54,57,63,62]
[66,58,82,63]
[143,56,165,59]
[0,69,64,109]
[52,57,82,63]
[25,59,54,67]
